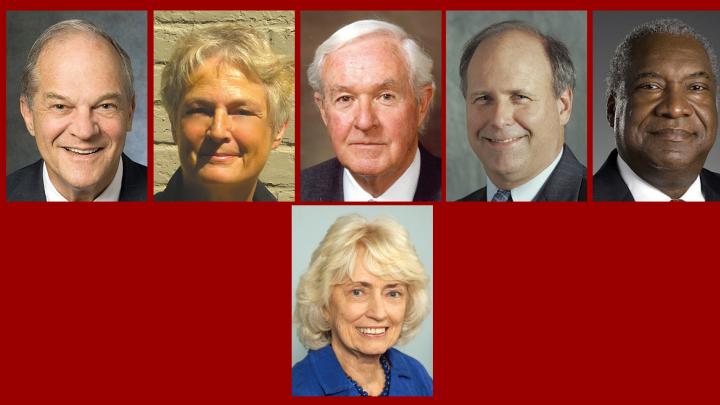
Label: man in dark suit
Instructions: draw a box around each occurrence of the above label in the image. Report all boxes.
[457,21,586,202]
[301,20,440,202]
[595,18,720,201]
[7,19,146,202]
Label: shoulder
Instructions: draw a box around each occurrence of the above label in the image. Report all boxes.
[300,158,343,201]
[458,187,486,202]
[120,154,148,201]
[291,350,326,396]
[387,348,433,396]
[592,149,632,201]
[415,144,442,201]
[7,160,45,202]
[700,168,720,200]
[536,146,587,201]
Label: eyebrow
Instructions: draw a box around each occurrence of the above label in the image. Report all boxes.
[633,71,713,80]
[43,92,123,104]
[328,80,402,94]
[183,97,263,110]
[347,281,404,289]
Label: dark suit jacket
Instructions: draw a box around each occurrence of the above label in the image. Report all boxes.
[459,145,587,202]
[300,143,441,202]
[593,149,720,201]
[6,154,147,202]
[154,167,277,202]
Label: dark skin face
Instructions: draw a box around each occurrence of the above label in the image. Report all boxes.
[607,34,718,198]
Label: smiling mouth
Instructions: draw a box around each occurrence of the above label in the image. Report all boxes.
[650,129,694,141]
[63,147,102,155]
[357,327,387,336]
[483,136,526,145]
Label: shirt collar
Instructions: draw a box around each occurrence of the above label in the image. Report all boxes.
[343,147,420,202]
[616,153,704,202]
[43,158,123,202]
[486,147,563,201]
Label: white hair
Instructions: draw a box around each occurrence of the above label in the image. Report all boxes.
[307,19,435,106]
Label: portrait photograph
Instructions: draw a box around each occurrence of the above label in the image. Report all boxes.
[299,11,442,202]
[5,11,148,202]
[153,10,295,202]
[292,205,433,396]
[593,11,720,201]
[446,11,588,202]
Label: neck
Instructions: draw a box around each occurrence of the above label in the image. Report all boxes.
[184,179,257,202]
[330,343,385,395]
[50,174,111,202]
[631,164,701,200]
[351,147,417,198]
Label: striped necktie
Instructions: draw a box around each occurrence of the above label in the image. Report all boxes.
[491,189,512,202]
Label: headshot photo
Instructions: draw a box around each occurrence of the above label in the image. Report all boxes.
[446,11,587,202]
[292,205,433,396]
[6,11,148,202]
[299,11,442,202]
[153,11,295,202]
[593,12,720,201]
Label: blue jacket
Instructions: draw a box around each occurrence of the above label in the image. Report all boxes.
[292,345,433,396]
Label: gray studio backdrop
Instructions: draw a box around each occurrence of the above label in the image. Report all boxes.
[300,11,442,170]
[446,11,587,201]
[593,11,720,174]
[6,11,148,175]
[292,205,433,377]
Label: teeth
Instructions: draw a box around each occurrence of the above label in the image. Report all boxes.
[66,147,100,155]
[358,327,386,335]
[490,138,519,143]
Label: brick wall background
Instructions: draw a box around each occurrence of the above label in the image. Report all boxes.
[153,10,295,201]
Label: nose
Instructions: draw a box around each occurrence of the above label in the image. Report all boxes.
[654,85,693,118]
[490,99,514,129]
[354,98,378,131]
[69,108,99,140]
[365,293,388,321]
[207,108,231,141]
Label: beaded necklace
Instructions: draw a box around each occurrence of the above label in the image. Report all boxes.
[346,354,391,396]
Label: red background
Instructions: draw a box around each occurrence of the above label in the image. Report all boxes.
[2,1,719,403]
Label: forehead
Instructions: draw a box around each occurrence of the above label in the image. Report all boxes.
[629,33,713,78]
[36,32,125,89]
[321,34,411,89]
[467,30,553,90]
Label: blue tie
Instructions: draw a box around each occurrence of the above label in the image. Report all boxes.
[491,189,512,202]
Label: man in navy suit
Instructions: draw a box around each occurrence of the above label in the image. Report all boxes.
[301,20,440,202]
[457,21,586,202]
[7,19,146,202]
[594,18,720,201]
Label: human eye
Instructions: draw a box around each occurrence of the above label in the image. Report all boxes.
[350,288,364,297]
[636,82,661,91]
[471,94,490,104]
[50,103,68,111]
[511,93,532,103]
[378,92,396,104]
[688,83,709,92]
[185,106,212,116]
[387,290,403,299]
[97,103,118,111]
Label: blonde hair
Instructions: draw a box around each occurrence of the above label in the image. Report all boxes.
[295,214,430,350]
[160,24,294,135]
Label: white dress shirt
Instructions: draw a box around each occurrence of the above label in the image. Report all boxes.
[43,159,123,202]
[343,147,420,202]
[486,147,563,201]
[616,154,704,201]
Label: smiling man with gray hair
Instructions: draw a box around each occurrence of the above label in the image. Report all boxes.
[594,18,720,201]
[7,19,146,202]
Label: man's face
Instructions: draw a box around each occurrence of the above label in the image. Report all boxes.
[314,34,432,186]
[174,58,283,191]
[610,34,717,180]
[20,32,134,201]
[465,30,572,190]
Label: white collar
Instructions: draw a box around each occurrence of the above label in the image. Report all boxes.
[343,147,420,202]
[486,147,564,202]
[616,153,704,202]
[43,158,123,202]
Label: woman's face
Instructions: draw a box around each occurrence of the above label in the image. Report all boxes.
[174,57,283,188]
[325,260,407,359]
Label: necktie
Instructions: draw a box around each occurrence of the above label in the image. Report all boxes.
[491,189,512,202]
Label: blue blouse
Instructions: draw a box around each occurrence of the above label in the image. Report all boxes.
[292,345,433,396]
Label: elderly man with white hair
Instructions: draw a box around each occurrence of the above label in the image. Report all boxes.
[300,19,441,202]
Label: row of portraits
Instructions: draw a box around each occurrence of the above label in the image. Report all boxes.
[6,10,720,202]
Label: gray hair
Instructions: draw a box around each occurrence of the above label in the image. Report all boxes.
[606,18,719,102]
[459,20,576,98]
[21,19,134,107]
[160,24,294,135]
[307,19,435,105]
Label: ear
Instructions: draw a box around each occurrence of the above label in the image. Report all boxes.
[556,87,573,126]
[606,93,616,128]
[271,121,288,149]
[314,92,328,126]
[416,84,434,126]
[19,96,36,137]
[126,95,136,132]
